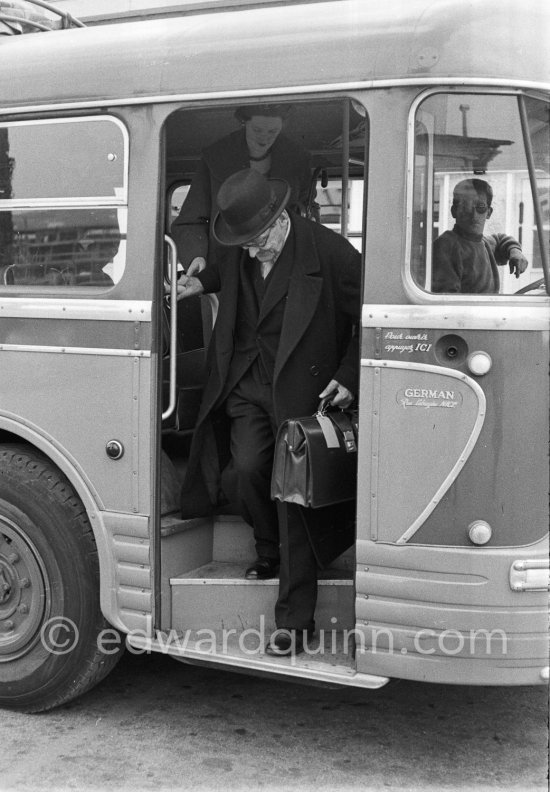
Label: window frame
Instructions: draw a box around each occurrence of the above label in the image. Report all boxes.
[0,114,129,294]
[404,87,550,303]
[0,115,129,207]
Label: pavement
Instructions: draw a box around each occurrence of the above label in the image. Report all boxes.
[2,649,548,792]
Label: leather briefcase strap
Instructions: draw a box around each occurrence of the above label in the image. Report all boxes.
[315,413,340,448]
[326,410,358,453]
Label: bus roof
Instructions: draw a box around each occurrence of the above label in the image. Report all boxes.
[1,0,549,113]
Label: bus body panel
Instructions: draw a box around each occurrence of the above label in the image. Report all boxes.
[0,315,152,512]
[354,310,549,684]
[0,0,548,115]
[354,536,549,686]
[358,325,548,548]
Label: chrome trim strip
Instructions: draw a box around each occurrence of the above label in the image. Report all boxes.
[362,304,550,331]
[0,298,151,321]
[0,78,548,116]
[170,577,354,586]
[509,559,550,593]
[360,360,487,545]
[1,197,126,208]
[0,343,150,357]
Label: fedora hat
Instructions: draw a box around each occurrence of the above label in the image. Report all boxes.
[212,169,291,246]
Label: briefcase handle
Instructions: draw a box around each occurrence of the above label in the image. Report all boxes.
[317,396,335,414]
[315,398,358,453]
[317,395,355,415]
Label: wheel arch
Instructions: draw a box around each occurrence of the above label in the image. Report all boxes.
[0,418,104,516]
[0,418,128,632]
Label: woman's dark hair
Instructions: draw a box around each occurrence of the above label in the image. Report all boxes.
[234,104,294,123]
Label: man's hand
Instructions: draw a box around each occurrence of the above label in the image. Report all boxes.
[187,256,207,276]
[175,273,204,300]
[509,251,528,278]
[319,379,354,409]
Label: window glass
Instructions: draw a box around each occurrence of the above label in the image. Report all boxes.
[0,208,125,286]
[0,117,127,289]
[316,178,363,252]
[168,184,191,231]
[411,93,549,296]
[0,119,125,201]
[523,96,550,278]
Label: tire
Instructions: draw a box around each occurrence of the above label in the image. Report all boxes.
[0,444,123,712]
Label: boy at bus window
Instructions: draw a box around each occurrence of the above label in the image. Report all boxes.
[432,179,527,294]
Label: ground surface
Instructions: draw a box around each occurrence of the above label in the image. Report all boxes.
[2,649,548,792]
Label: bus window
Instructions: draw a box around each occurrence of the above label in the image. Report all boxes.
[0,117,127,288]
[410,92,549,296]
[316,178,364,252]
[167,183,191,232]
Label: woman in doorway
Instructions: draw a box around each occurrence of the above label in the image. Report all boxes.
[171,104,312,273]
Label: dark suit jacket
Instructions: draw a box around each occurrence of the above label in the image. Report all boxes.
[171,129,312,268]
[187,214,362,510]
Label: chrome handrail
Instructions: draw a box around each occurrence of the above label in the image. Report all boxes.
[162,235,178,422]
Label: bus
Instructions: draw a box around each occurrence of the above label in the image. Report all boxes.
[0,0,548,712]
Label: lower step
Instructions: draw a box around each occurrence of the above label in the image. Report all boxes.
[170,561,355,632]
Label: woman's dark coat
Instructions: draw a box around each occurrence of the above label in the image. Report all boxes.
[171,128,312,268]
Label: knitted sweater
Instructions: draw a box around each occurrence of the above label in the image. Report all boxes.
[432,225,522,293]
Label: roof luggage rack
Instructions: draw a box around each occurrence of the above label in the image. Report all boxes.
[0,0,85,34]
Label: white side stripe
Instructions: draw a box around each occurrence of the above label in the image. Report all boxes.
[0,344,150,357]
[0,299,152,322]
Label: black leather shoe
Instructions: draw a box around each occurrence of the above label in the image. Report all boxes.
[265,630,312,657]
[244,557,280,580]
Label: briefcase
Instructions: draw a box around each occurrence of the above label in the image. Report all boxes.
[271,404,359,509]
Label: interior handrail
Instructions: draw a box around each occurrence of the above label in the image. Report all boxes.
[162,235,179,422]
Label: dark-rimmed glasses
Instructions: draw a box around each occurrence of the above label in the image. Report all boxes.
[242,227,272,249]
[453,200,491,214]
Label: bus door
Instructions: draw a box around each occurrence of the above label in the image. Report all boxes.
[158,97,371,663]
[355,89,549,686]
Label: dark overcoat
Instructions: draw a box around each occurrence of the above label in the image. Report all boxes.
[183,214,362,564]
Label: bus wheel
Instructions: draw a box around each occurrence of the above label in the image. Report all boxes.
[0,444,122,712]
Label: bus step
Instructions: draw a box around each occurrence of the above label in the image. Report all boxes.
[212,514,355,571]
[146,628,361,680]
[170,561,355,632]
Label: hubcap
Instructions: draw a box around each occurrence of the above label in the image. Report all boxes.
[0,517,48,660]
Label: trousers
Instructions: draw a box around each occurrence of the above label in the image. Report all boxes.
[224,364,317,631]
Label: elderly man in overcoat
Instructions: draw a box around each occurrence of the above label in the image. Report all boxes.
[175,168,362,655]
